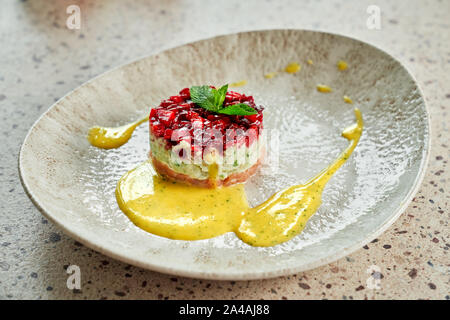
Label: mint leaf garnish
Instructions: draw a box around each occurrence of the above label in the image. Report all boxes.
[190,86,219,112]
[215,84,228,107]
[189,84,257,116]
[218,103,257,115]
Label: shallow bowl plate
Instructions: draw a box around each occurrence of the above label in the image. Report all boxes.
[19,30,430,280]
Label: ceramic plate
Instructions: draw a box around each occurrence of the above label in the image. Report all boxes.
[19,30,430,280]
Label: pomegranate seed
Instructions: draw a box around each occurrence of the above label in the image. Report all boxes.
[179,88,190,100]
[169,95,184,103]
[177,103,192,110]
[212,119,227,131]
[149,108,158,119]
[151,123,165,137]
[225,91,242,103]
[156,109,176,127]
[160,99,173,107]
[164,128,173,139]
[241,94,254,103]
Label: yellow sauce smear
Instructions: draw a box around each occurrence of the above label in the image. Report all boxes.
[264,72,277,79]
[343,95,353,104]
[208,163,219,188]
[285,62,301,74]
[337,60,348,71]
[88,116,148,149]
[229,80,247,87]
[265,62,303,80]
[115,109,363,247]
[317,84,332,93]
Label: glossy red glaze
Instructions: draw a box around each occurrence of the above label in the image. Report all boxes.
[149,87,263,153]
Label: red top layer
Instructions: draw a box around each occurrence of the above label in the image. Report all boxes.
[149,87,263,153]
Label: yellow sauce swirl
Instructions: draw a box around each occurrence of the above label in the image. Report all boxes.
[88,116,148,149]
[115,109,363,246]
[237,108,362,246]
[116,164,247,240]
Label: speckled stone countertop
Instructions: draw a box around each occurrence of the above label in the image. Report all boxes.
[0,0,448,300]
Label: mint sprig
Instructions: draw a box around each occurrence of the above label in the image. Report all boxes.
[219,103,258,115]
[190,85,257,116]
[190,85,220,112]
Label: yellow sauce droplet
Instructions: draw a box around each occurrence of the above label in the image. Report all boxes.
[115,109,363,246]
[264,72,277,79]
[307,59,313,65]
[87,116,148,149]
[285,62,301,74]
[208,163,219,188]
[343,95,353,104]
[337,60,348,71]
[229,80,247,87]
[317,84,332,93]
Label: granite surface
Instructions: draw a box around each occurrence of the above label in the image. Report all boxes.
[0,0,448,300]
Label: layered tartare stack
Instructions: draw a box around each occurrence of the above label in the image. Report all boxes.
[149,85,264,187]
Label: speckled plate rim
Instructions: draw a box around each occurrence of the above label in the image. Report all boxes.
[19,29,431,280]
